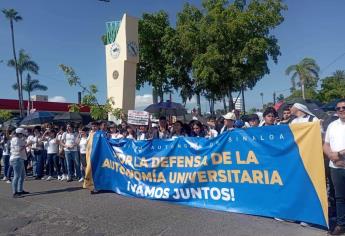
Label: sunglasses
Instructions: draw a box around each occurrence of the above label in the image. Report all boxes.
[336,106,345,111]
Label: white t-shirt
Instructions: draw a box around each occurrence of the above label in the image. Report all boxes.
[10,137,27,161]
[62,132,78,151]
[45,138,58,154]
[27,135,43,151]
[325,118,345,169]
[3,141,10,155]
[79,137,88,154]
[207,129,218,138]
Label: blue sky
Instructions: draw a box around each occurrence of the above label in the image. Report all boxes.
[1,0,345,112]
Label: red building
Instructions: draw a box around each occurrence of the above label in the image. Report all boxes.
[0,98,90,114]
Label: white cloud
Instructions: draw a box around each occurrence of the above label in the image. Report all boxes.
[49,96,67,103]
[135,94,152,109]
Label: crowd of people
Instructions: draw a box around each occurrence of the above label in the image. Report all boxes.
[1,100,345,234]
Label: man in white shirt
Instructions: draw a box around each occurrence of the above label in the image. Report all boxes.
[61,124,82,182]
[324,99,345,235]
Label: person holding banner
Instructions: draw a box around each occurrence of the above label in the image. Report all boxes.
[152,116,170,139]
[259,107,278,126]
[170,121,187,138]
[137,125,151,140]
[220,112,236,134]
[324,99,345,235]
[191,121,206,137]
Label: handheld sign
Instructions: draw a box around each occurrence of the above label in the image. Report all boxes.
[127,110,149,125]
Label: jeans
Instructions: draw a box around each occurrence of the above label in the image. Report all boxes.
[33,150,44,177]
[0,149,2,176]
[47,153,59,176]
[80,153,87,177]
[59,155,67,175]
[3,155,13,178]
[10,158,25,194]
[331,168,345,226]
[65,151,81,179]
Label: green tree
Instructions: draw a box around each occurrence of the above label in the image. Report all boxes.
[8,49,39,115]
[277,93,284,102]
[137,11,173,103]
[318,70,345,102]
[59,64,122,120]
[2,9,23,117]
[12,73,47,113]
[0,110,13,122]
[285,58,320,100]
[177,0,286,112]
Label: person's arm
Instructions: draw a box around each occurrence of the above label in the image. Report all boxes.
[323,142,340,162]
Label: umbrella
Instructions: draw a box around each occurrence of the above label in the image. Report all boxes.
[321,99,340,112]
[53,112,83,123]
[144,101,187,116]
[20,111,54,126]
[2,117,23,130]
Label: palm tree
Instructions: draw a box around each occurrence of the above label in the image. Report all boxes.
[13,74,47,113]
[285,58,320,100]
[2,9,23,117]
[8,49,39,115]
[333,70,345,80]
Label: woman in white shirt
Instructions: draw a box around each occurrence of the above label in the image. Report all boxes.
[2,133,12,182]
[43,129,59,181]
[10,128,29,198]
[77,128,88,181]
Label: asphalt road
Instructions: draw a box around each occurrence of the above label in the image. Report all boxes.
[0,178,327,236]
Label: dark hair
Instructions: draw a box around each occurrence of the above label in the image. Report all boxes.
[283,106,291,112]
[263,107,278,118]
[191,120,206,137]
[248,114,259,122]
[159,116,167,121]
[336,99,345,107]
[174,120,184,126]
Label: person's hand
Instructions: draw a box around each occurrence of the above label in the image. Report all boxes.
[329,152,340,162]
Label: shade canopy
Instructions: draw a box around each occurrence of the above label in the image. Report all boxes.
[144,101,187,116]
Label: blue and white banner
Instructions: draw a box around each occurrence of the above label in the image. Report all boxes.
[84,122,328,227]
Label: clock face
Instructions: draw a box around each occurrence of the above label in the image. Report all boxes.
[110,43,120,59]
[127,41,139,57]
[112,70,119,80]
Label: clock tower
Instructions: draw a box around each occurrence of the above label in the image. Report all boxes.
[105,14,139,120]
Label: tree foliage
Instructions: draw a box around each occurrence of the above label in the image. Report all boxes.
[137,11,173,103]
[2,8,23,117]
[59,64,122,120]
[8,49,39,115]
[318,70,345,102]
[0,110,12,122]
[176,0,286,112]
[285,57,320,99]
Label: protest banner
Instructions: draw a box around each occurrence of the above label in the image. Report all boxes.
[84,122,328,228]
[127,110,149,125]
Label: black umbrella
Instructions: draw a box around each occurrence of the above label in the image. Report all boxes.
[20,111,54,126]
[144,101,187,116]
[2,117,23,130]
[53,112,83,123]
[321,99,340,112]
